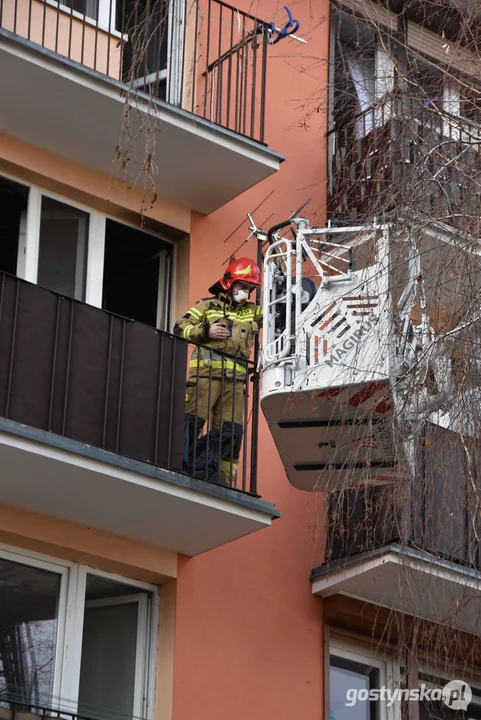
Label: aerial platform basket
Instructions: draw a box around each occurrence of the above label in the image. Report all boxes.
[259,217,466,491]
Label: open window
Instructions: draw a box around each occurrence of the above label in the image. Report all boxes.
[102,219,172,330]
[0,174,175,325]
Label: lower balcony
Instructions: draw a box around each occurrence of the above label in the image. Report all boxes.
[311,422,481,636]
[0,271,278,555]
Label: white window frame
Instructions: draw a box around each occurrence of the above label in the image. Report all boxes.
[0,542,159,720]
[12,182,106,308]
[1,170,175,330]
[329,639,402,720]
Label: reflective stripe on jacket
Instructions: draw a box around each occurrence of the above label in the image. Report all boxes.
[174,292,263,378]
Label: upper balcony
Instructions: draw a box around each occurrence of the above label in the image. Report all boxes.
[0,269,279,555]
[328,96,481,229]
[311,422,481,636]
[0,0,282,213]
[328,3,481,231]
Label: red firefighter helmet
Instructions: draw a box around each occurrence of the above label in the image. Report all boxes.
[220,257,261,291]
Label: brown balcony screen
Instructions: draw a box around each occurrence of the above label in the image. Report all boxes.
[0,273,186,472]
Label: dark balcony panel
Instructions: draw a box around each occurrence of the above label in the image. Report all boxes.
[325,423,481,570]
[0,273,186,473]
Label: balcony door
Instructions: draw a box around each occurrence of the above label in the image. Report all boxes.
[119,0,184,105]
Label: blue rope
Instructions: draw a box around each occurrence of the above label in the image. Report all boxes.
[268,6,300,44]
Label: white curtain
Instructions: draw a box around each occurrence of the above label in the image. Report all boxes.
[341,43,375,138]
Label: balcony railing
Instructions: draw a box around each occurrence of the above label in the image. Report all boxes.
[324,423,481,570]
[328,96,481,226]
[0,271,260,495]
[0,0,269,143]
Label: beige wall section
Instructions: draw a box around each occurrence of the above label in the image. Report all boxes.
[0,504,177,583]
[0,133,190,235]
[156,580,177,720]
[1,0,120,77]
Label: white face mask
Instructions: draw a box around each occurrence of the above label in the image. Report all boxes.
[232,288,250,304]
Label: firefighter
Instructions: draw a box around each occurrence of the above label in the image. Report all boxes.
[174,258,262,485]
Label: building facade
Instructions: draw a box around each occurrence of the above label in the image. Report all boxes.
[0,0,480,718]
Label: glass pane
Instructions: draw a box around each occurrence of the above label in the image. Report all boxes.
[330,656,378,720]
[38,197,89,301]
[78,603,138,720]
[0,558,61,707]
[62,0,99,21]
[78,574,151,720]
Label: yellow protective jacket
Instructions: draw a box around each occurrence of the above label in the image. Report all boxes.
[174,291,263,379]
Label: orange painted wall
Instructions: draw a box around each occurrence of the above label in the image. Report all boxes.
[173,1,330,718]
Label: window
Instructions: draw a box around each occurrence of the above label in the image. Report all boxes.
[333,15,377,136]
[460,90,481,124]
[329,641,481,720]
[0,545,157,720]
[332,14,395,140]
[118,0,184,104]
[0,558,61,706]
[62,0,99,21]
[102,219,172,329]
[119,0,169,99]
[329,641,398,720]
[330,654,381,720]
[38,197,89,301]
[0,173,174,328]
[408,56,444,113]
[419,674,481,720]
